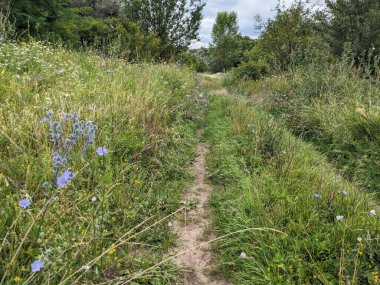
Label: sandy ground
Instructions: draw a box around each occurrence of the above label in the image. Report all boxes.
[171,129,228,285]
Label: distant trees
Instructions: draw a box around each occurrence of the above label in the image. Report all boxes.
[122,0,205,59]
[230,0,380,78]
[209,11,240,72]
[94,0,122,18]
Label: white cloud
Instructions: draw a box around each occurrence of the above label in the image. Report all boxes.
[190,0,325,49]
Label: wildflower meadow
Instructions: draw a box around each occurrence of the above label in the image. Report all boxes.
[0,42,202,284]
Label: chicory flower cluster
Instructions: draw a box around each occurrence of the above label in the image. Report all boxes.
[17,110,108,274]
[40,110,97,189]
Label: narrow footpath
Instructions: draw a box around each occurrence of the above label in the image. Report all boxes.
[171,129,227,285]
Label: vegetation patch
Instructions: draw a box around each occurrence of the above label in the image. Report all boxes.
[0,42,201,284]
[206,93,380,284]
[229,60,380,197]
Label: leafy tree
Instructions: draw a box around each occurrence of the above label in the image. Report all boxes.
[122,0,205,59]
[323,0,380,65]
[210,11,240,72]
[2,0,71,37]
[255,1,314,71]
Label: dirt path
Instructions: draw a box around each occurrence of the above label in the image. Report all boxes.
[171,129,228,285]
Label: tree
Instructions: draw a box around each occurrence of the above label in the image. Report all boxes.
[255,1,314,71]
[323,0,380,65]
[122,0,205,59]
[3,0,71,37]
[210,11,240,72]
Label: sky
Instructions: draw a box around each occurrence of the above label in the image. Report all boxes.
[190,0,322,49]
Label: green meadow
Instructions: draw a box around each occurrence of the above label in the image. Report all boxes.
[1,0,380,284]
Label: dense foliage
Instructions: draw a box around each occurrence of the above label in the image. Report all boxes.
[0,0,205,61]
[324,0,380,64]
[123,0,205,59]
[207,0,380,78]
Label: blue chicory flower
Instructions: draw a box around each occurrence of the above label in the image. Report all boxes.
[96,146,108,156]
[313,194,321,199]
[57,170,74,189]
[31,260,45,272]
[40,117,48,123]
[19,199,31,209]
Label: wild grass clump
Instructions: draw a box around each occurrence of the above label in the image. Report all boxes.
[206,94,380,284]
[229,60,380,196]
[0,42,200,284]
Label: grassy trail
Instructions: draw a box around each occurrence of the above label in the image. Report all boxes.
[0,42,379,284]
[202,77,380,284]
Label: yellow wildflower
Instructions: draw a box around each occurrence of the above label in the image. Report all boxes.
[108,244,116,255]
[13,276,21,283]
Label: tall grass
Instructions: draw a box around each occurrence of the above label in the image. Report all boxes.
[0,42,201,284]
[227,60,380,197]
[206,93,379,284]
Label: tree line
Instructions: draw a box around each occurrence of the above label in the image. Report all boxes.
[206,0,380,78]
[0,0,205,61]
[1,0,379,70]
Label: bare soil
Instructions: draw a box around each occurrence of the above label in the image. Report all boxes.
[171,129,228,285]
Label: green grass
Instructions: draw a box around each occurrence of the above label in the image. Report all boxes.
[0,42,201,284]
[206,93,380,284]
[226,61,380,197]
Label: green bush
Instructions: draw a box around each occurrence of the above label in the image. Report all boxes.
[233,58,268,80]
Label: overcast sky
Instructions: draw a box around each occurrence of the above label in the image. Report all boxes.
[190,0,323,48]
